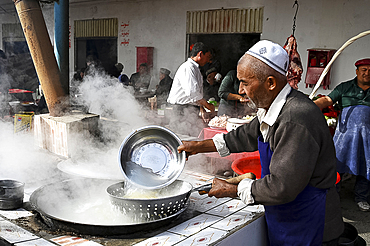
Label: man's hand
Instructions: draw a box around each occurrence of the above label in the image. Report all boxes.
[239,96,249,104]
[178,141,199,160]
[206,102,215,112]
[177,139,217,160]
[208,178,238,198]
[201,110,217,123]
[197,98,215,113]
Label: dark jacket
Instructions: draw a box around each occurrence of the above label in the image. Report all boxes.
[156,75,173,104]
[224,89,344,242]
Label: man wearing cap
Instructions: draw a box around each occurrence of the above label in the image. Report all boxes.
[155,68,173,105]
[315,58,370,212]
[178,40,344,245]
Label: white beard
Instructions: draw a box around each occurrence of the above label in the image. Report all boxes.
[247,97,257,110]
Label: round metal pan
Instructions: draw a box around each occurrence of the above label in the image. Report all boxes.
[119,125,186,189]
[29,178,190,236]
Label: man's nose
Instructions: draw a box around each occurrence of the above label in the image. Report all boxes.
[239,85,245,94]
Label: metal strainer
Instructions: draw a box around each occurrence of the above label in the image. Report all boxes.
[106,180,193,221]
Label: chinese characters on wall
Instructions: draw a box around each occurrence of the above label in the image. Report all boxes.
[120,21,130,46]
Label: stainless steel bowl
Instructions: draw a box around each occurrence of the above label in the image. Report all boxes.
[0,180,25,210]
[118,125,186,189]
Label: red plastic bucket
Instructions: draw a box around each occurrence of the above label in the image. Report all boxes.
[231,156,261,179]
[232,156,339,183]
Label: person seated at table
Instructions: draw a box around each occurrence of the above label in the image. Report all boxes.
[155,68,173,106]
[116,63,130,86]
[218,70,256,117]
[130,63,151,92]
[203,66,222,102]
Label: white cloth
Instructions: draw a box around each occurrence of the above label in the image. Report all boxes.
[167,58,204,105]
[212,133,230,157]
[212,83,292,204]
[237,178,255,204]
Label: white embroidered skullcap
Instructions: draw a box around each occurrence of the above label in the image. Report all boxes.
[246,40,289,75]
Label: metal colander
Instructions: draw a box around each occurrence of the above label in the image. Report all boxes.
[106,180,193,221]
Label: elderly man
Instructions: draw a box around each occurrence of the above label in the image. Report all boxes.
[314,58,370,212]
[167,42,215,136]
[130,63,151,92]
[155,68,173,105]
[178,40,344,245]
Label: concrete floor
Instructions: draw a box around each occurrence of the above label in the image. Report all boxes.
[338,174,370,245]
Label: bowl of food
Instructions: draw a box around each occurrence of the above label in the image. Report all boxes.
[208,115,229,130]
[226,115,255,132]
[118,126,186,189]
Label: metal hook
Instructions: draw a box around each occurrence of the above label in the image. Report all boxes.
[292,0,299,36]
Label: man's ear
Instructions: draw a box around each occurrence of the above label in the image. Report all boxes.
[266,76,277,91]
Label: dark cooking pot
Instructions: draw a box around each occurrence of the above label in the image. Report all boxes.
[0,180,25,210]
[338,222,366,246]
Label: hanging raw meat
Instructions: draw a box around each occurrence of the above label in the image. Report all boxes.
[283,35,303,89]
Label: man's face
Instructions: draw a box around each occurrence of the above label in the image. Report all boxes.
[139,66,148,75]
[159,72,165,80]
[356,65,370,85]
[237,59,271,110]
[198,51,212,67]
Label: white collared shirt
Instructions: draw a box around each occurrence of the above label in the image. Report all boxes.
[167,58,204,105]
[257,83,292,142]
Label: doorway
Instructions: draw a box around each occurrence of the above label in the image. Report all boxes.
[188,33,260,76]
[75,37,118,76]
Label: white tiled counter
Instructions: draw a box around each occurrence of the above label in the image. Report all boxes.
[0,170,268,246]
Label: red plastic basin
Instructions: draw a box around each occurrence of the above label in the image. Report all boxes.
[232,156,340,184]
[232,156,261,179]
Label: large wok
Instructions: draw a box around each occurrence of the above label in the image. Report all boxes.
[29,178,194,236]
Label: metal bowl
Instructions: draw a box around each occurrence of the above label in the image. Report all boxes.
[118,125,186,189]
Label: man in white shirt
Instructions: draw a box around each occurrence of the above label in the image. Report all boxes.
[167,42,215,136]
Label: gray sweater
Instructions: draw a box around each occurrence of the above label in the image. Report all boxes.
[224,89,344,242]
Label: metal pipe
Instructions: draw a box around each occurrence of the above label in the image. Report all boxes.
[54,0,69,96]
[13,0,68,116]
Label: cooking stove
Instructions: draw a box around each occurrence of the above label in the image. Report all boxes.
[0,170,267,246]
